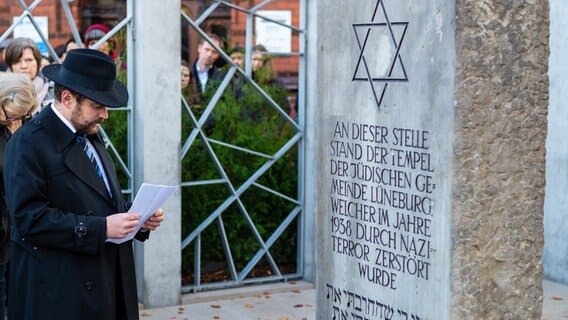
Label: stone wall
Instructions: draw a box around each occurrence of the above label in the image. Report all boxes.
[313,0,548,318]
[452,1,549,318]
[315,1,456,318]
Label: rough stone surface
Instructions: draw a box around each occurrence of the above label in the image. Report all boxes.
[452,1,549,318]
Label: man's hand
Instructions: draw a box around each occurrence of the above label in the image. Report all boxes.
[141,209,164,232]
[106,213,140,238]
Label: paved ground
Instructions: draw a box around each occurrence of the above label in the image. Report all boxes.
[543,279,568,320]
[140,281,315,320]
[140,279,568,320]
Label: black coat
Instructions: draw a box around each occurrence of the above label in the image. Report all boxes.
[3,106,149,320]
[0,126,11,264]
[191,61,225,104]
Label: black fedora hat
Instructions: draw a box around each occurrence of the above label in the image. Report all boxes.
[42,48,128,108]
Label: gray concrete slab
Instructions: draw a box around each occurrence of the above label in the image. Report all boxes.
[542,279,568,320]
[140,279,568,319]
[140,281,315,320]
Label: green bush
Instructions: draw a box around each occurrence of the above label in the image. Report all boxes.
[181,79,299,283]
[102,110,129,191]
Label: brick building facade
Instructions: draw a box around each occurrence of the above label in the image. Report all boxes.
[183,0,301,91]
[2,0,300,90]
[0,0,129,48]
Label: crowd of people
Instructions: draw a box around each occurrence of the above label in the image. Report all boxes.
[181,34,296,121]
[0,23,118,114]
[0,23,164,319]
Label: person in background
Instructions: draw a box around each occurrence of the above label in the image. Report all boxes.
[48,44,67,64]
[230,46,245,69]
[191,34,225,104]
[181,60,200,107]
[229,46,246,99]
[0,72,38,320]
[84,24,116,60]
[0,40,11,72]
[64,38,79,57]
[251,44,275,83]
[47,39,78,66]
[40,54,50,70]
[251,44,294,119]
[3,48,164,320]
[4,37,53,111]
[181,60,191,90]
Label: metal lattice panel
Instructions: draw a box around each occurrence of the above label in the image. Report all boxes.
[180,0,306,292]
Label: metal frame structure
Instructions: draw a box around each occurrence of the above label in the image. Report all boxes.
[180,0,306,293]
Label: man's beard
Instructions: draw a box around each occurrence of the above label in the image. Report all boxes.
[75,122,100,135]
[71,106,102,135]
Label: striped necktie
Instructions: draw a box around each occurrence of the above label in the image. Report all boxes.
[75,134,107,189]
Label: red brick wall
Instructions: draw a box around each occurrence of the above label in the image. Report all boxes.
[2,0,301,88]
[229,0,301,79]
[0,0,82,49]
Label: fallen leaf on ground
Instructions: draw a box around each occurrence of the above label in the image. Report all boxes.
[244,303,254,309]
[552,296,564,301]
[294,304,304,308]
[210,304,221,308]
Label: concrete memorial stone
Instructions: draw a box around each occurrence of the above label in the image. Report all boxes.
[314,0,548,319]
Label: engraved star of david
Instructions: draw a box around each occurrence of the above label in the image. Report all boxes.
[352,0,409,110]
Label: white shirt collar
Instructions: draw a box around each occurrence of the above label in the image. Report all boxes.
[50,103,77,134]
[196,63,209,74]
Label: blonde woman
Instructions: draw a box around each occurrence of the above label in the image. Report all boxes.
[0,72,37,319]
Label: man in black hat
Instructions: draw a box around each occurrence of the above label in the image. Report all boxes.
[3,48,164,320]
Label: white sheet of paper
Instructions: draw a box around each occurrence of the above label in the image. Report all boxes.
[106,183,177,244]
